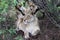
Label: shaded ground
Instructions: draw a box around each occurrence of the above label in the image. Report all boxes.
[17,16,60,40]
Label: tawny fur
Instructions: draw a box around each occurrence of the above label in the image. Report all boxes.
[16,1,40,39]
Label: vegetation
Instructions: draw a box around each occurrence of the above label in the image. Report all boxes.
[0,0,60,40]
[0,0,23,40]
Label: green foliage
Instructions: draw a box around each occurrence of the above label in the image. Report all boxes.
[15,36,23,40]
[0,0,18,22]
[0,29,16,35]
[0,30,6,35]
[8,28,16,35]
[17,0,26,7]
[36,11,43,18]
[0,0,24,40]
[57,7,60,10]
[46,0,60,21]
[47,0,58,13]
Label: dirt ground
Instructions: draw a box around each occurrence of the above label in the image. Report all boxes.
[17,16,60,40]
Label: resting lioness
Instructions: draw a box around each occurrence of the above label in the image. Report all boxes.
[15,1,40,39]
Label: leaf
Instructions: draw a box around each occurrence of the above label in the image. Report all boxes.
[14,36,23,40]
[13,0,18,6]
[8,28,16,34]
[0,30,3,35]
[0,30,6,35]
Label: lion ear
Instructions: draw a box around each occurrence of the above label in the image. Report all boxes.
[33,6,39,14]
[28,1,39,15]
[30,4,39,14]
[15,5,26,16]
